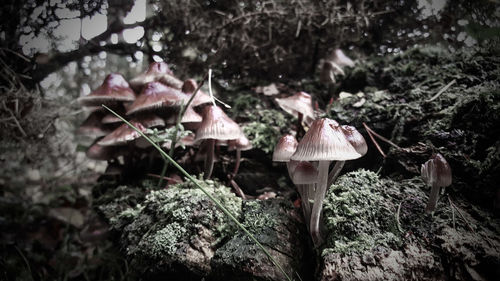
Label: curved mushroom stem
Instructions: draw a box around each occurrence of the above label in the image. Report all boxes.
[231,148,241,178]
[425,185,440,213]
[310,160,330,247]
[204,139,215,179]
[327,161,346,187]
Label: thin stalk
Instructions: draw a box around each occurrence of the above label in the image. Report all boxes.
[103,105,293,281]
[425,184,440,213]
[327,161,345,188]
[204,139,215,179]
[232,149,241,178]
[309,160,330,247]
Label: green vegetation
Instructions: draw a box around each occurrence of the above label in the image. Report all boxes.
[322,170,400,255]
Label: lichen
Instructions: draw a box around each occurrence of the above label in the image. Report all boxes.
[322,170,401,255]
[97,178,243,277]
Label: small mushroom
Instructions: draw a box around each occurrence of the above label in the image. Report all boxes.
[275,91,316,131]
[78,73,135,107]
[98,121,147,146]
[328,49,355,68]
[227,135,252,178]
[126,82,187,116]
[290,160,318,227]
[195,105,243,179]
[421,153,452,213]
[272,134,299,178]
[291,118,361,246]
[129,62,183,92]
[181,79,213,108]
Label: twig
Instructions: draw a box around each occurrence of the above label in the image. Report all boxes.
[426,79,456,102]
[363,122,386,158]
[147,173,182,183]
[448,197,475,233]
[363,122,401,149]
[4,106,27,137]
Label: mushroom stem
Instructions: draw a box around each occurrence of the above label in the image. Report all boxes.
[204,139,215,179]
[425,185,440,213]
[310,160,330,247]
[231,148,241,178]
[327,161,346,187]
[297,112,304,137]
[297,183,313,229]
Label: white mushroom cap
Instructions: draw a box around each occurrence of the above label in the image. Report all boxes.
[290,160,318,184]
[275,91,315,125]
[341,125,368,156]
[195,105,243,141]
[272,134,298,162]
[291,118,361,161]
[421,153,452,188]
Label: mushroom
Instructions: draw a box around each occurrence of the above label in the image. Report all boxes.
[328,48,355,68]
[195,105,243,179]
[291,118,361,246]
[126,82,187,116]
[129,62,183,92]
[272,134,299,178]
[227,135,252,178]
[421,153,452,213]
[98,121,146,146]
[275,91,316,133]
[290,160,318,227]
[78,73,135,107]
[165,105,202,131]
[320,61,345,85]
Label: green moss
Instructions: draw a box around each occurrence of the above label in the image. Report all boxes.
[322,170,400,255]
[98,178,243,275]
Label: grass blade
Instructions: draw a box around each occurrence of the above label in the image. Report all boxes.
[102,105,293,281]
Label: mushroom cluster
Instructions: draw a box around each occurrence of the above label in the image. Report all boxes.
[273,118,367,247]
[77,62,249,188]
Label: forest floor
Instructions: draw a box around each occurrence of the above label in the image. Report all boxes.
[1,45,500,281]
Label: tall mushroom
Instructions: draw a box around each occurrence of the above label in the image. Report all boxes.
[291,118,361,246]
[195,105,243,179]
[421,153,452,213]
